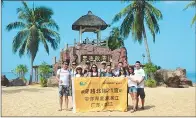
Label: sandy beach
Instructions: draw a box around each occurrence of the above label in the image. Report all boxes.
[1,85,196,116]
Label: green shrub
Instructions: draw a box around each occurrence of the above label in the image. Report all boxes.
[145,78,157,87]
[40,77,47,87]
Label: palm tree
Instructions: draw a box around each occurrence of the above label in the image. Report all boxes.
[6,1,60,84]
[183,0,196,26]
[107,27,125,50]
[112,0,162,63]
[15,64,28,78]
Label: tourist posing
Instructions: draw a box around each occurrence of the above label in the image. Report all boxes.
[56,61,71,111]
[70,61,77,78]
[114,62,124,77]
[103,65,115,77]
[134,61,146,110]
[127,66,138,113]
[75,65,83,77]
[99,61,107,77]
[118,67,127,77]
[89,64,100,77]
[83,60,91,77]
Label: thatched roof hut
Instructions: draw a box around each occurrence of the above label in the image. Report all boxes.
[72,11,108,31]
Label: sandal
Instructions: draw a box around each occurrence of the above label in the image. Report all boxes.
[58,109,62,111]
[130,109,136,113]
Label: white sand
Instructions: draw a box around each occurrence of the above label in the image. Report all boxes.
[1,85,196,116]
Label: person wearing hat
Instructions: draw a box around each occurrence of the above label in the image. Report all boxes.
[56,61,71,111]
[75,65,83,77]
[99,61,107,77]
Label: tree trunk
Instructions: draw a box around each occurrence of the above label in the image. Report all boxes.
[143,29,152,64]
[143,28,154,79]
[29,57,33,85]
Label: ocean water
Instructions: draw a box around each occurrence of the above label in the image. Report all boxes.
[1,72,31,80]
[1,71,196,83]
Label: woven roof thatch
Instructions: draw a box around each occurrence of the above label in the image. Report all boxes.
[72,11,108,31]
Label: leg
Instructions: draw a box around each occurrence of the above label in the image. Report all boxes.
[64,86,70,110]
[131,87,137,113]
[64,96,69,110]
[133,91,137,110]
[136,88,140,110]
[59,96,63,111]
[58,86,63,111]
[140,88,145,109]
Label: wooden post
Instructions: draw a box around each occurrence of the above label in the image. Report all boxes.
[79,26,82,43]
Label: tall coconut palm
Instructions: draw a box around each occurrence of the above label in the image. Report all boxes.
[183,0,196,26]
[107,27,125,50]
[112,0,162,63]
[6,1,60,84]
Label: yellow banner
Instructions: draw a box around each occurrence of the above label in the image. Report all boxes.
[73,77,128,112]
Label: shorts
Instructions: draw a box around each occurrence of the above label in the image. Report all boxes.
[137,88,145,99]
[128,86,137,93]
[58,85,71,97]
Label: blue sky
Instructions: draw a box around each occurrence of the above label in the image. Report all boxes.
[1,1,195,73]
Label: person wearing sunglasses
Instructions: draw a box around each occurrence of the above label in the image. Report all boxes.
[89,64,100,77]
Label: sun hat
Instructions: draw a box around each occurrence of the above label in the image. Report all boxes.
[101,61,107,64]
[86,60,90,64]
[76,65,83,70]
[92,64,97,68]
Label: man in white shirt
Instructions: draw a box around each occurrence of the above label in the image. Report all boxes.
[56,61,71,111]
[134,61,146,110]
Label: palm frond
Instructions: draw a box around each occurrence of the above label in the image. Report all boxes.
[112,3,135,24]
[38,30,49,54]
[41,28,60,44]
[6,22,26,31]
[41,19,59,31]
[191,14,196,26]
[12,29,30,53]
[19,39,27,57]
[120,12,134,39]
[145,2,163,20]
[34,6,53,22]
[183,1,196,11]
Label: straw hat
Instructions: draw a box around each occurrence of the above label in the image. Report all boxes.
[76,65,83,70]
[101,61,107,64]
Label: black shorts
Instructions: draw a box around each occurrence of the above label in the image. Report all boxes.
[137,88,145,99]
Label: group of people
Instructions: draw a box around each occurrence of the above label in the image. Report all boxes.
[56,60,146,113]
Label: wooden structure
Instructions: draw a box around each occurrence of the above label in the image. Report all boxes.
[72,11,108,45]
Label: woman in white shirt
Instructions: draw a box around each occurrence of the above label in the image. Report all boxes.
[127,66,138,113]
[75,65,83,78]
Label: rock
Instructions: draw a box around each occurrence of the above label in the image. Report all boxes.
[53,44,128,76]
[1,75,9,87]
[47,76,58,87]
[179,85,189,88]
[154,68,193,88]
[9,78,26,86]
